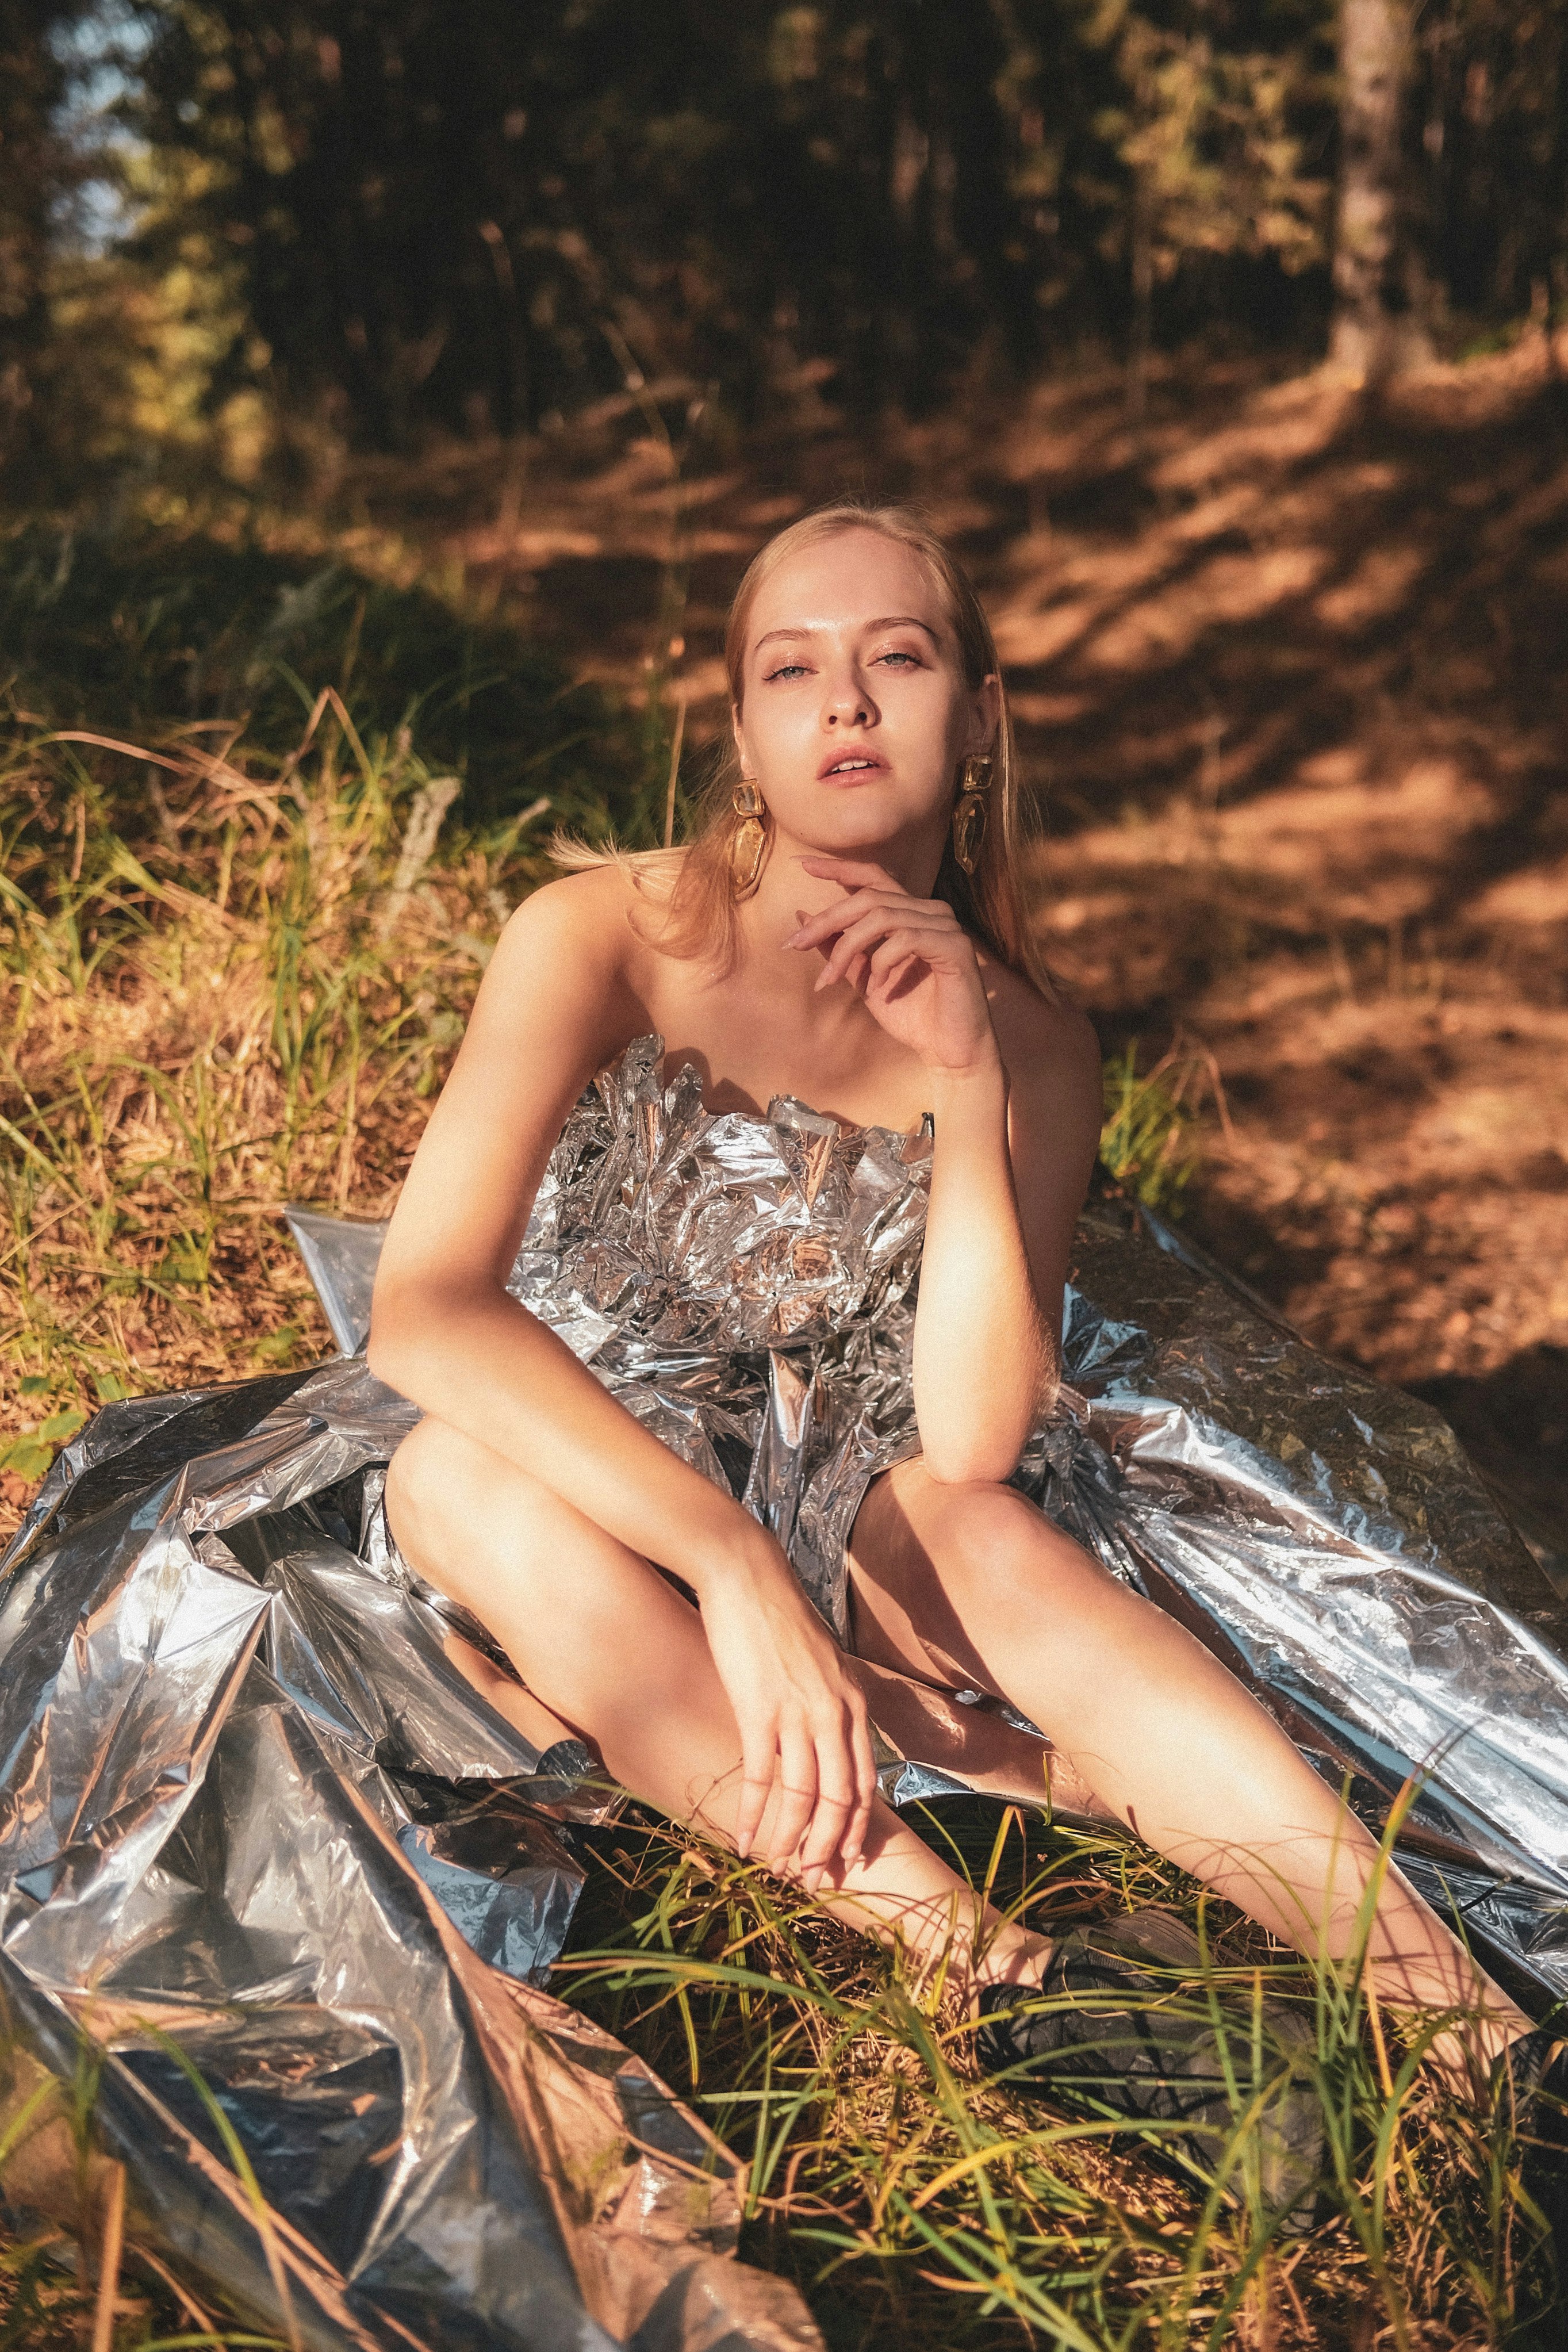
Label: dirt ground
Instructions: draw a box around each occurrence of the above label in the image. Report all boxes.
[334,340,1568,1553]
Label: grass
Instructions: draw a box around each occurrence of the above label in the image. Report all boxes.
[0,693,513,1492]
[1097,1039,1233,1218]
[0,2024,286,2349]
[0,516,653,1497]
[0,536,1561,2347]
[556,1792,1555,2349]
[0,517,641,836]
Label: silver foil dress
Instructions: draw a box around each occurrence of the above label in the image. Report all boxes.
[2,1028,1567,2351]
[500,1031,933,1642]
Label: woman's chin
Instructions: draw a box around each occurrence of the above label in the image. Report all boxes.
[781,814,945,864]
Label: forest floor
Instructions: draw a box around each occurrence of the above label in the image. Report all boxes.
[325,331,1568,1557]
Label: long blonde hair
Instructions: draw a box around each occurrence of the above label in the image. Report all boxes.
[555,500,1056,997]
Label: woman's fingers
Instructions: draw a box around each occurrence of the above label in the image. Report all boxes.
[767,1723,819,1871]
[844,1700,879,1865]
[791,893,952,954]
[815,910,926,987]
[733,1716,778,1859]
[865,931,929,985]
[798,1715,858,1887]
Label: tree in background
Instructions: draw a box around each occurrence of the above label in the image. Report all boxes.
[114,0,1337,455]
[0,2,78,474]
[1098,0,1332,414]
[5,0,1565,484]
[1329,0,1428,380]
[1411,0,1568,354]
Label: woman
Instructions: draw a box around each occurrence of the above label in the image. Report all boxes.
[369,501,1534,2115]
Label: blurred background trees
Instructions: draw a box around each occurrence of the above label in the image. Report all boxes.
[0,2,75,465]
[1,0,1563,493]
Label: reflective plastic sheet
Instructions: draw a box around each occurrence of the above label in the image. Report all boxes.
[3,1032,1568,2345]
[0,1355,821,2351]
[1038,1208,1568,1993]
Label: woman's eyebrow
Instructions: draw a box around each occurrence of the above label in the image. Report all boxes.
[754,615,941,650]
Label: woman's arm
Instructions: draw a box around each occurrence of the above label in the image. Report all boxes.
[916,997,1102,1481]
[370,874,877,1883]
[785,860,1103,1485]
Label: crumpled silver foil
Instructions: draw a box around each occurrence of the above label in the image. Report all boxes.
[3,1030,1567,2344]
[0,1350,821,2352]
[501,1033,933,1641]
[1039,1207,1568,1997]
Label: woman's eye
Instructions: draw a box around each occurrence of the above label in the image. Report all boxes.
[765,662,809,681]
[875,650,921,668]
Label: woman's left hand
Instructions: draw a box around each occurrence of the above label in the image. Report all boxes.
[785,855,997,1076]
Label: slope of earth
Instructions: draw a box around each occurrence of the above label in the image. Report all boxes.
[318,342,1568,1547]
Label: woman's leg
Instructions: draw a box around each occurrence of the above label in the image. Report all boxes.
[385,1416,1045,1994]
[849,1461,1534,2062]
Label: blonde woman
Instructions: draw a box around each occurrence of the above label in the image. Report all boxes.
[369,503,1539,2169]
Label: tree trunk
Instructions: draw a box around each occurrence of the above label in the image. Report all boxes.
[1330,0,1432,382]
[0,2,71,480]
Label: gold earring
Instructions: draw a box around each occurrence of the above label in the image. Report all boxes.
[731,779,768,897]
[952,756,991,876]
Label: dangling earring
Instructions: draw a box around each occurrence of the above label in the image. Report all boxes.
[952,755,991,876]
[731,779,768,898]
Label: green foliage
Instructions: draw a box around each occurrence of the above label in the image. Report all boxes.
[0,522,640,835]
[90,0,1345,458]
[7,0,1568,484]
[1098,1040,1202,1213]
[1105,10,1332,289]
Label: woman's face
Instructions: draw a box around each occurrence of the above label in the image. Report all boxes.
[731,527,995,872]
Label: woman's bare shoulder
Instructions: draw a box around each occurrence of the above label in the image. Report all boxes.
[489,858,674,1001]
[497,858,651,956]
[441,861,657,1087]
[982,959,1101,1102]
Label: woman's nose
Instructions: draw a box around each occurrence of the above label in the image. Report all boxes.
[822,667,876,727]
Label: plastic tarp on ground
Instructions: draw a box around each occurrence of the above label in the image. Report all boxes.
[0,1197,1564,2346]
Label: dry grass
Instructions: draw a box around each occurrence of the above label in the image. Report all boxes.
[0,1788,1552,2348]
[0,693,555,1523]
[559,1797,1556,2350]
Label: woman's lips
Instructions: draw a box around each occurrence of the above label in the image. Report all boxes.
[817,751,888,780]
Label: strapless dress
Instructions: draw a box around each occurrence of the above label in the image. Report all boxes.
[501,1031,937,1641]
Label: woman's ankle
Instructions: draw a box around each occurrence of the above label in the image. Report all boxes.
[971,1928,1052,1997]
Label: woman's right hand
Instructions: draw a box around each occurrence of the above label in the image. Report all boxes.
[696,1533,879,1890]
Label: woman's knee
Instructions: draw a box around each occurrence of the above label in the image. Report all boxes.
[386,1416,452,1548]
[924,1474,1105,1602]
[385,1416,535,1568]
